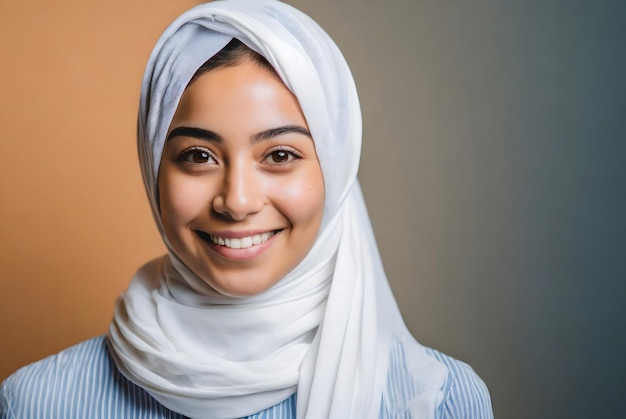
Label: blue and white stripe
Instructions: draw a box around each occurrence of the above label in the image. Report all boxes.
[1,336,491,418]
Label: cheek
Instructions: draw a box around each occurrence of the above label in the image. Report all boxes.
[159,173,211,228]
[266,169,325,225]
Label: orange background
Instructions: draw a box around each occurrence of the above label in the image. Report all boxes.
[0,0,193,379]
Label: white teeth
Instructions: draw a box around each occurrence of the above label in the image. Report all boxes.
[209,231,275,249]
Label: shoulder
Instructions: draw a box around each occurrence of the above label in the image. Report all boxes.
[1,336,114,418]
[381,338,493,419]
[424,348,493,419]
[1,336,104,417]
[0,336,182,419]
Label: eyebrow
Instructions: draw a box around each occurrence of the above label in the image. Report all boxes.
[166,125,312,143]
[252,125,312,143]
[166,126,220,142]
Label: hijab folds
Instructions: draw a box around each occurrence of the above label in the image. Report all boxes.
[108,1,448,417]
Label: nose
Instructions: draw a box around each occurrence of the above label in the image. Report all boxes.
[212,163,264,221]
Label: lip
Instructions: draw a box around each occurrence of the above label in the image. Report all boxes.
[195,229,283,261]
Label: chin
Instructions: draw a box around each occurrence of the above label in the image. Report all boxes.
[195,267,283,298]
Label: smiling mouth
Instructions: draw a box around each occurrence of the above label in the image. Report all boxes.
[196,230,281,249]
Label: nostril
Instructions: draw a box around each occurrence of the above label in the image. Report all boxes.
[212,176,264,220]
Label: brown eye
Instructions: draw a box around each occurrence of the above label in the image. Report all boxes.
[189,150,211,163]
[270,150,289,163]
[263,148,302,165]
[176,147,216,164]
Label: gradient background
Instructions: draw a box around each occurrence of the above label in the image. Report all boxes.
[1,1,624,418]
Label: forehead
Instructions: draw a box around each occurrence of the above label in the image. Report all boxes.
[170,60,309,135]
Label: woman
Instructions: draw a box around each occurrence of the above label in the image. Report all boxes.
[0,1,492,418]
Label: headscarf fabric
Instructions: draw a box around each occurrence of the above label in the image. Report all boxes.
[108,1,448,418]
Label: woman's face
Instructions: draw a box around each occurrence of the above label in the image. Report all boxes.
[158,59,325,297]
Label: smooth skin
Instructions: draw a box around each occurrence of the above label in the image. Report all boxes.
[158,59,325,297]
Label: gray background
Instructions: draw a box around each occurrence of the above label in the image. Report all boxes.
[286,1,626,418]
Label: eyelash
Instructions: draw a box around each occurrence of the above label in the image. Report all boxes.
[263,147,304,166]
[175,147,216,165]
[173,146,304,168]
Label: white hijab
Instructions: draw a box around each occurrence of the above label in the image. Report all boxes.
[108,1,447,418]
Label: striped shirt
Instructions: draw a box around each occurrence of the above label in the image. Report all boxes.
[1,336,492,418]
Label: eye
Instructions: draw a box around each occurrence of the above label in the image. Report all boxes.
[263,148,303,165]
[176,147,216,164]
